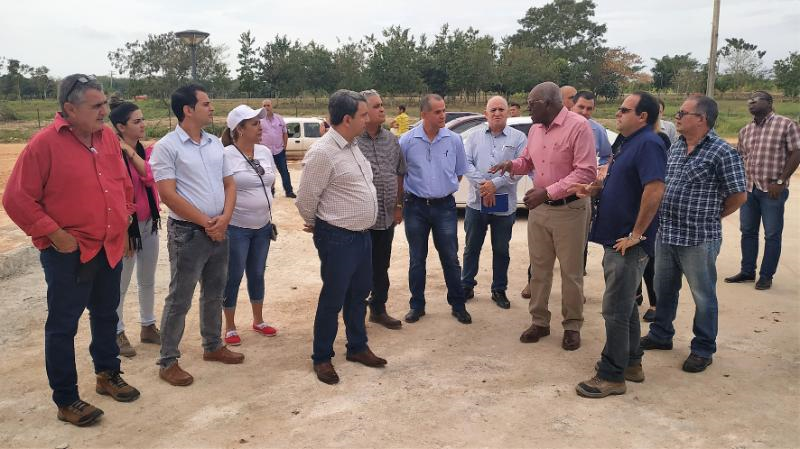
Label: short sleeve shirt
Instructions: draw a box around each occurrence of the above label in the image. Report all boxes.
[399,125,468,199]
[224,144,276,229]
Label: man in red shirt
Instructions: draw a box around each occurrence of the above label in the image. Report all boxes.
[3,74,139,427]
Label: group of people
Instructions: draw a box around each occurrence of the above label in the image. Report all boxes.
[3,73,797,426]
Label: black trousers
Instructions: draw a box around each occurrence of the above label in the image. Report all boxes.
[368,226,395,314]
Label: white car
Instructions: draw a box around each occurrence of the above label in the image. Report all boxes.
[454,117,618,209]
[283,117,325,159]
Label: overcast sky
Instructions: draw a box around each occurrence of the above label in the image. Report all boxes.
[1,0,797,79]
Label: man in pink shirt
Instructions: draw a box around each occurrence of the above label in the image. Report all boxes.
[260,99,295,198]
[493,81,596,351]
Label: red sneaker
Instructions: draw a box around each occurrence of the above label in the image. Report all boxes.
[224,330,241,345]
[253,322,278,336]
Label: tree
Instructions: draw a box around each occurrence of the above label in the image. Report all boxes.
[258,35,306,97]
[332,39,371,92]
[585,47,645,99]
[302,41,336,99]
[29,66,53,99]
[774,52,800,98]
[717,37,767,91]
[108,32,231,98]
[496,45,561,95]
[651,53,699,91]
[236,30,260,97]
[507,0,606,85]
[366,26,423,96]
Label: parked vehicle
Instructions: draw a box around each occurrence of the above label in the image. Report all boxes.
[408,111,481,133]
[454,117,618,209]
[283,117,324,159]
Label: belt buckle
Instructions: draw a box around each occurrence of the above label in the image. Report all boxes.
[426,198,432,206]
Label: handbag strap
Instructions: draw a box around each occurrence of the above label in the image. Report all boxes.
[234,145,273,224]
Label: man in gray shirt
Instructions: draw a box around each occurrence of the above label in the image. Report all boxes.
[150,84,244,387]
[296,90,386,385]
[461,96,526,309]
[357,89,406,329]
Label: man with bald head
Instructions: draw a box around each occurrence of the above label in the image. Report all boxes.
[561,85,577,110]
[461,96,527,309]
[492,81,597,350]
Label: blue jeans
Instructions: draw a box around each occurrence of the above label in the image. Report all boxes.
[461,206,515,292]
[272,150,294,195]
[41,248,121,406]
[647,239,722,358]
[739,188,789,279]
[597,246,649,383]
[311,220,371,364]
[403,194,466,312]
[223,224,272,309]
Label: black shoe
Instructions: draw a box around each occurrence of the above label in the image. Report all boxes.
[635,294,643,306]
[491,291,510,309]
[682,353,713,373]
[404,309,425,323]
[755,277,772,290]
[724,272,755,283]
[451,309,472,324]
[463,287,474,300]
[640,335,672,350]
[642,308,656,322]
[286,192,297,198]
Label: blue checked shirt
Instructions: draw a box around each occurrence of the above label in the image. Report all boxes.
[659,129,745,246]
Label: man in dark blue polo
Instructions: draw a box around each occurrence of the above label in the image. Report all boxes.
[400,94,472,325]
[571,92,667,398]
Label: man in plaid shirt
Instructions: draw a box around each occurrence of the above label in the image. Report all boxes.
[725,91,800,290]
[640,95,746,374]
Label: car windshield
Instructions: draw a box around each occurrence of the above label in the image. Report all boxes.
[304,122,321,138]
[286,123,301,138]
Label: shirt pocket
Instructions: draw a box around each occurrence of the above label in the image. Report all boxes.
[683,160,715,185]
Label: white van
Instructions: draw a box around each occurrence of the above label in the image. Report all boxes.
[283,117,324,159]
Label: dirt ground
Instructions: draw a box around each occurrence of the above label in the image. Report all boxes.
[0,143,798,448]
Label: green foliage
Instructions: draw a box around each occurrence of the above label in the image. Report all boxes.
[774,52,800,98]
[496,46,561,95]
[236,31,260,97]
[366,26,424,95]
[651,53,700,90]
[717,37,768,91]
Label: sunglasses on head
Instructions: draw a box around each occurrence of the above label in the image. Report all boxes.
[63,75,97,102]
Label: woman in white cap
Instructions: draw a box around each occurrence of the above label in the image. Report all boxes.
[220,105,279,345]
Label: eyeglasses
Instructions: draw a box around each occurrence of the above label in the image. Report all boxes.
[62,75,96,102]
[675,110,703,119]
[617,107,633,114]
[250,158,265,176]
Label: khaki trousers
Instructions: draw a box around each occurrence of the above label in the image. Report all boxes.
[527,197,591,331]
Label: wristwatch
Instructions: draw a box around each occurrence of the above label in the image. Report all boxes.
[628,232,646,241]
[776,179,785,186]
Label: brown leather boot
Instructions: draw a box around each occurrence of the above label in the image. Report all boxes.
[519,324,550,343]
[346,347,387,367]
[203,346,245,364]
[369,311,402,330]
[159,363,194,386]
[140,324,161,344]
[96,370,140,402]
[313,362,340,385]
[57,399,104,426]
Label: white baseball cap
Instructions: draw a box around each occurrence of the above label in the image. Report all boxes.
[226,104,266,130]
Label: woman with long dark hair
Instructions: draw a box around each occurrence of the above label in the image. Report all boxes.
[109,100,162,357]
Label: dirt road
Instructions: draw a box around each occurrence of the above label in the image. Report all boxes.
[0,145,798,448]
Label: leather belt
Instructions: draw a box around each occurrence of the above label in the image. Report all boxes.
[544,194,580,206]
[405,193,453,206]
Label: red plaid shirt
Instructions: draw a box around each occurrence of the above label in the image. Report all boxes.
[737,113,800,192]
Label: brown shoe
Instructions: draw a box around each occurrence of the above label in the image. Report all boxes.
[594,362,645,383]
[159,363,194,386]
[203,346,245,364]
[521,284,531,299]
[562,330,581,351]
[314,362,340,385]
[346,347,387,367]
[57,399,104,426]
[369,312,402,330]
[140,324,161,345]
[576,375,626,398]
[520,324,550,343]
[96,370,140,402]
[116,331,136,357]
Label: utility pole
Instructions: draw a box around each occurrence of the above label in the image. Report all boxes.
[706,0,721,97]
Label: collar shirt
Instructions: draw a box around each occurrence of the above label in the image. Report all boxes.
[357,128,407,230]
[588,118,612,165]
[737,113,800,192]
[590,126,667,257]
[260,113,287,155]
[509,107,597,200]
[463,124,527,215]
[399,125,468,199]
[224,144,276,229]
[660,129,746,246]
[2,113,134,265]
[296,129,378,231]
[149,125,232,221]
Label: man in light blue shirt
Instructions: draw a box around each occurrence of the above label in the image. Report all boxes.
[461,96,526,309]
[150,84,243,387]
[400,94,472,325]
[572,91,612,165]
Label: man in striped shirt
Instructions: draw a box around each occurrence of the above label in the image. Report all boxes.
[724,91,800,290]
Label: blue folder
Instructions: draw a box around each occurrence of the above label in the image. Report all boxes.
[480,193,509,213]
